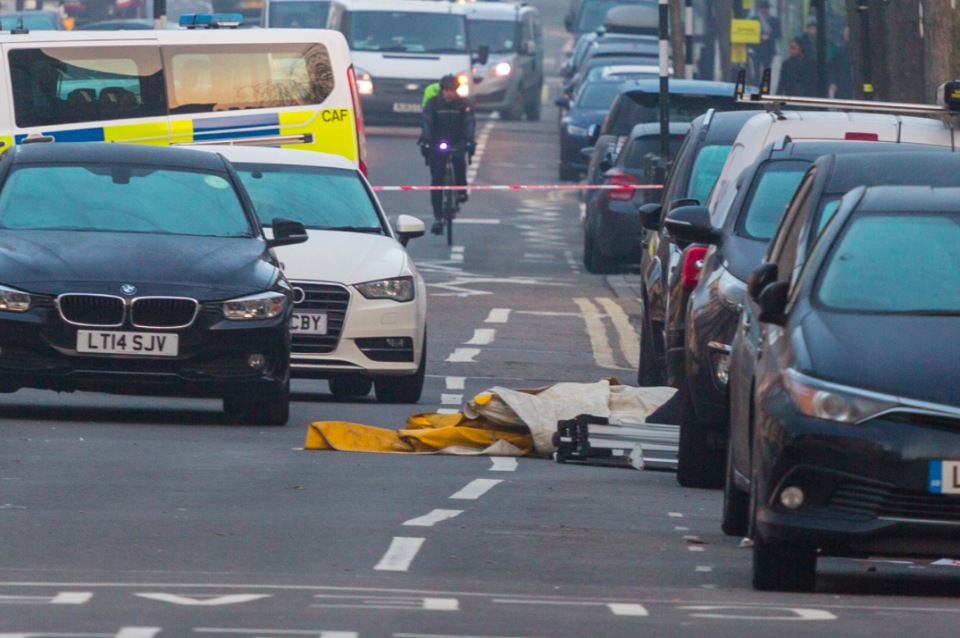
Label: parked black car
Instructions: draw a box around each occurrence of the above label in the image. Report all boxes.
[723,151,960,538]
[635,110,760,387]
[666,139,934,488]
[0,143,308,424]
[726,185,960,591]
[558,78,624,181]
[583,122,687,273]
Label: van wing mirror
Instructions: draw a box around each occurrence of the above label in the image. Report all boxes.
[639,203,661,231]
[757,281,789,326]
[747,262,778,301]
[473,45,490,66]
[267,218,308,248]
[663,205,719,246]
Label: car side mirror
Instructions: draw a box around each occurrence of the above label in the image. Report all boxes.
[473,45,490,66]
[555,96,571,108]
[560,62,573,78]
[757,281,789,326]
[663,205,719,246]
[669,197,700,211]
[747,262,778,301]
[267,218,308,248]
[598,153,613,172]
[639,203,661,231]
[580,146,595,161]
[524,40,537,55]
[395,214,425,247]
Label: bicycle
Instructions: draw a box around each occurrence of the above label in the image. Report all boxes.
[440,151,460,247]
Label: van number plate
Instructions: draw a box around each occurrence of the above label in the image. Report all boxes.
[393,102,423,114]
[77,330,178,356]
[929,461,960,494]
[291,312,328,335]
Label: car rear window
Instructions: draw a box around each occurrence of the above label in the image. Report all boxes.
[818,213,960,313]
[739,160,810,240]
[686,144,731,206]
[269,0,331,28]
[622,135,684,169]
[607,95,724,136]
[0,165,252,237]
[576,82,620,110]
[163,43,335,114]
[233,163,383,232]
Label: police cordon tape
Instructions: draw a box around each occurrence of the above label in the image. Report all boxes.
[370,184,665,191]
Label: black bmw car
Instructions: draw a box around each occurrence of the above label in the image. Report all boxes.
[735,185,960,591]
[0,143,307,425]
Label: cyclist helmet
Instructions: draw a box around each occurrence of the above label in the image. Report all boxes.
[439,74,459,91]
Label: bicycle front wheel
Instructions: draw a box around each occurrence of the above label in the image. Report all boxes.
[443,162,456,246]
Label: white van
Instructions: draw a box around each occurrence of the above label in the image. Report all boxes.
[0,25,367,171]
[327,0,472,124]
[706,111,957,225]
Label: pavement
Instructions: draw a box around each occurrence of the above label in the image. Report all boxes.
[2,3,960,637]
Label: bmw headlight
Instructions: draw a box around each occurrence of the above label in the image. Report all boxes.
[494,61,512,76]
[355,276,415,302]
[782,368,898,424]
[566,123,589,137]
[221,292,287,320]
[0,284,32,312]
[355,67,374,95]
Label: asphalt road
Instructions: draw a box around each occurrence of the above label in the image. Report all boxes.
[4,3,960,636]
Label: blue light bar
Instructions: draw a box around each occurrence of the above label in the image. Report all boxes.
[179,13,244,28]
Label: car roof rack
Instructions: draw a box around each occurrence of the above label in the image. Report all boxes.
[734,69,959,118]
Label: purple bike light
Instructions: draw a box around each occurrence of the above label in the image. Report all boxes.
[439,142,448,151]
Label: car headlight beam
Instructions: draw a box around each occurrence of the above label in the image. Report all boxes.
[565,123,589,137]
[0,284,33,312]
[355,276,415,303]
[221,291,287,320]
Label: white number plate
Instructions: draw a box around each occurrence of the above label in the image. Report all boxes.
[393,102,423,114]
[929,461,960,494]
[291,312,328,335]
[77,330,178,357]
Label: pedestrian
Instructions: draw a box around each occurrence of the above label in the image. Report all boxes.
[752,0,781,82]
[829,25,854,99]
[778,37,816,97]
[799,14,817,61]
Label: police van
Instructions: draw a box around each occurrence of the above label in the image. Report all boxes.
[327,0,473,124]
[0,19,368,171]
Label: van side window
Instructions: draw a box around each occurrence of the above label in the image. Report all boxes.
[163,43,335,114]
[9,47,166,129]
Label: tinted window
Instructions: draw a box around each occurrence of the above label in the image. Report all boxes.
[608,95,726,135]
[622,135,684,169]
[164,43,334,114]
[347,12,467,53]
[0,165,251,237]
[269,0,331,28]
[815,197,842,235]
[818,213,960,313]
[233,163,383,231]
[739,161,809,240]
[576,82,620,109]
[0,13,59,29]
[10,47,165,128]
[686,144,731,205]
[468,19,519,53]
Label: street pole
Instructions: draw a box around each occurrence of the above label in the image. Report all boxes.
[858,0,873,100]
[659,0,671,170]
[154,0,167,30]
[684,0,694,79]
[815,0,827,97]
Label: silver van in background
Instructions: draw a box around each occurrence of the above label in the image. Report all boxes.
[262,0,330,28]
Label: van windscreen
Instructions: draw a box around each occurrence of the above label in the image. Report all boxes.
[269,0,331,28]
[164,43,335,114]
[347,11,467,54]
[9,47,166,129]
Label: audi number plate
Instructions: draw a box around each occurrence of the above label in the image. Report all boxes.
[392,102,423,114]
[291,312,328,335]
[929,461,960,494]
[77,330,178,357]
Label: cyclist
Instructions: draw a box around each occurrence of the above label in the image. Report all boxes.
[419,74,476,235]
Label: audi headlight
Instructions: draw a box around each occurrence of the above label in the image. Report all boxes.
[494,61,512,76]
[782,368,898,424]
[0,284,32,312]
[355,67,373,95]
[355,276,415,302]
[566,123,589,137]
[716,266,747,311]
[221,292,287,320]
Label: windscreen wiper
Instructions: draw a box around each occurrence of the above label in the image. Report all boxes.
[312,226,384,233]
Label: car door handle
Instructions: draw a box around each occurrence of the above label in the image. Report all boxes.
[743,314,752,332]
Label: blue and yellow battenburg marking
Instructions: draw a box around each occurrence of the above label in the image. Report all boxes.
[8,108,358,162]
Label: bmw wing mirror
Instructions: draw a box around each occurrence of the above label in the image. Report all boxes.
[747,262,778,302]
[757,281,789,326]
[267,218,309,249]
[395,214,426,247]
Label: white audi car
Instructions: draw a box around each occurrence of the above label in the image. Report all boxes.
[193,146,428,403]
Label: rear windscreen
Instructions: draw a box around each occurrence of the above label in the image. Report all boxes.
[347,11,467,54]
[622,135,684,169]
[269,0,331,28]
[576,82,621,110]
[9,46,166,128]
[164,43,335,114]
[607,95,730,135]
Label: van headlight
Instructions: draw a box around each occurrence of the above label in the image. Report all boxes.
[355,276,415,302]
[355,67,374,95]
[782,368,898,424]
[0,284,33,312]
[221,292,287,320]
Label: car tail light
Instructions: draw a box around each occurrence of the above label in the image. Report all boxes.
[347,65,368,176]
[607,172,639,201]
[681,245,709,291]
[844,132,879,141]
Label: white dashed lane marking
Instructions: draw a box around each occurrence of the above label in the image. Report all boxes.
[485,308,511,323]
[490,457,518,472]
[374,537,425,571]
[608,603,650,616]
[464,329,496,345]
[403,509,464,527]
[441,394,463,405]
[450,478,502,500]
[445,376,466,390]
[446,348,481,363]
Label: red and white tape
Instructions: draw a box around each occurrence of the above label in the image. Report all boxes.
[370,184,664,191]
